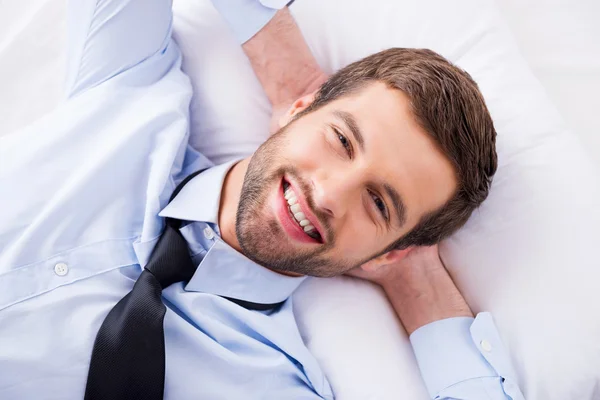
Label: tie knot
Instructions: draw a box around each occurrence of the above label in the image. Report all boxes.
[145,223,197,289]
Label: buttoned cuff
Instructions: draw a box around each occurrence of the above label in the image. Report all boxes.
[410,312,521,399]
[210,0,290,43]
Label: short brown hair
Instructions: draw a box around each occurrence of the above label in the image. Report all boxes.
[303,48,497,250]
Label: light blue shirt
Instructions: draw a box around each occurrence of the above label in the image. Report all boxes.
[0,0,524,399]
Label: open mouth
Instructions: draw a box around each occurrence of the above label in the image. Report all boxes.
[282,180,323,243]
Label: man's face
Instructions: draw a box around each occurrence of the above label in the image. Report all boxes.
[236,82,457,277]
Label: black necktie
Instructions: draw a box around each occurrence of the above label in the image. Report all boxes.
[84,170,283,400]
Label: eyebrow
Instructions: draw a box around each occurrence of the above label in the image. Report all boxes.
[333,110,365,152]
[332,110,405,226]
[384,183,407,227]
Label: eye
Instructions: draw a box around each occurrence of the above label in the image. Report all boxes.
[333,127,352,158]
[369,191,389,220]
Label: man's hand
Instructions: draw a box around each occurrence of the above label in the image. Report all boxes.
[348,245,473,335]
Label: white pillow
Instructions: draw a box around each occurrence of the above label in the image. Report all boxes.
[172,0,600,398]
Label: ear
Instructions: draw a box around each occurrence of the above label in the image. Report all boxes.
[360,248,412,273]
[278,91,317,128]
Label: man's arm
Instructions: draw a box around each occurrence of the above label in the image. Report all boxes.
[211,1,327,132]
[378,246,473,336]
[352,246,525,399]
[65,0,177,97]
[241,9,326,115]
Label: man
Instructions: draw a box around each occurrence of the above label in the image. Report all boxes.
[0,0,524,399]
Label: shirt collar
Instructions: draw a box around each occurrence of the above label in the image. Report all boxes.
[159,160,239,225]
[159,160,306,304]
[185,238,306,304]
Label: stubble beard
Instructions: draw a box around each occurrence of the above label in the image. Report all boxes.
[235,127,355,277]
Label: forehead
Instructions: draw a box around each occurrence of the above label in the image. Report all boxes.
[318,82,457,230]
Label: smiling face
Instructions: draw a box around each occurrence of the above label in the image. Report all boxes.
[236,82,457,277]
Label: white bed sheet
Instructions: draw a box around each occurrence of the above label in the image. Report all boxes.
[496,0,600,167]
[1,0,598,168]
[0,0,66,137]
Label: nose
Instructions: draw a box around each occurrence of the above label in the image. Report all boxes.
[311,170,361,219]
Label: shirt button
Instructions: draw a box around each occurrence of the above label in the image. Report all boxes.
[203,227,215,240]
[54,262,69,276]
[480,339,493,352]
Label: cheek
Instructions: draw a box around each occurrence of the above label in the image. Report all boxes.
[284,126,330,167]
[330,218,379,260]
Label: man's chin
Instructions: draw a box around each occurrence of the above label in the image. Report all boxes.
[238,230,307,273]
[268,267,304,277]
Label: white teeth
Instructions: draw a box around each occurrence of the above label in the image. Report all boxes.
[284,184,317,236]
[303,225,315,232]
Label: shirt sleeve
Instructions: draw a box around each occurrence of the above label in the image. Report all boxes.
[409,312,525,400]
[65,0,176,97]
[209,0,291,43]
